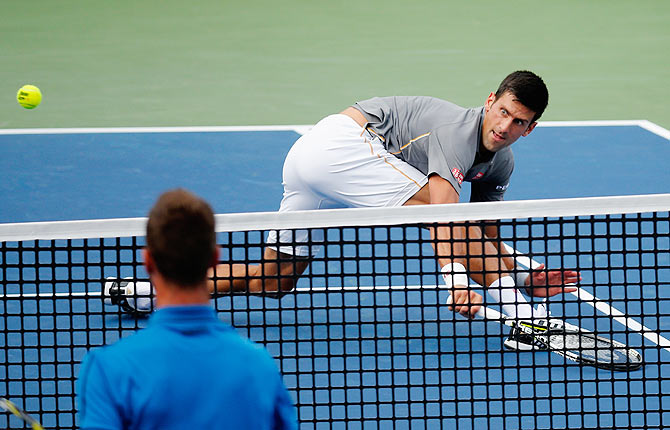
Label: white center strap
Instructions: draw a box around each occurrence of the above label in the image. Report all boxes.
[441,263,468,289]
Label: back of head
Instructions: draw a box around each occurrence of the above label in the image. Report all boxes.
[146,189,216,287]
[495,70,549,122]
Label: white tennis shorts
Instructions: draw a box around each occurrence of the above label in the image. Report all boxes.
[267,114,428,256]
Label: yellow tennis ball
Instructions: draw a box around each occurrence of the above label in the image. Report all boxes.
[17,85,42,109]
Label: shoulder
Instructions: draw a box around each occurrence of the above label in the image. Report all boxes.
[395,96,475,118]
[357,96,467,113]
[79,335,143,381]
[231,335,279,368]
[429,108,482,152]
[83,323,167,366]
[432,104,483,128]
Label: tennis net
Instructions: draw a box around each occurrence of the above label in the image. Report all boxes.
[1,194,669,429]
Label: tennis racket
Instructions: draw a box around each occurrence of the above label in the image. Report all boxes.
[448,297,643,371]
[0,398,44,430]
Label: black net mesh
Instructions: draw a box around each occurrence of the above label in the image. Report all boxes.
[1,200,669,429]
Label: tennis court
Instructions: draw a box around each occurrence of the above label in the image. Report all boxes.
[1,123,669,428]
[2,1,670,427]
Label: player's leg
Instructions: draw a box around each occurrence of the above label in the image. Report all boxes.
[208,116,358,296]
[460,225,514,286]
[208,248,310,296]
[403,183,430,205]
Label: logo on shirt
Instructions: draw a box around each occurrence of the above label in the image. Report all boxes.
[496,183,510,191]
[472,172,484,180]
[451,168,464,185]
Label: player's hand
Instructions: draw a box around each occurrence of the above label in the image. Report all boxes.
[447,289,483,319]
[526,264,581,297]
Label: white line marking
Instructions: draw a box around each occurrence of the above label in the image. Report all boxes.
[538,119,670,141]
[538,120,645,127]
[0,125,312,135]
[0,291,101,298]
[572,287,670,349]
[637,120,670,140]
[1,284,435,299]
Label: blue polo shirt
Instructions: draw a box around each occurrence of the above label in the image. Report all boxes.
[77,305,297,430]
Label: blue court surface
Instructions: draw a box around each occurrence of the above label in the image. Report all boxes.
[1,121,669,223]
[1,121,669,429]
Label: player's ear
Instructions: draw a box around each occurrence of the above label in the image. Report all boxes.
[143,249,155,274]
[210,246,220,269]
[522,121,538,137]
[485,92,496,112]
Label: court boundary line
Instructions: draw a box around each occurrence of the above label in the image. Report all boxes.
[0,120,668,140]
[0,125,313,135]
[538,119,670,140]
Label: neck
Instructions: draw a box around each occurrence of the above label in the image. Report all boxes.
[477,141,495,162]
[151,273,211,308]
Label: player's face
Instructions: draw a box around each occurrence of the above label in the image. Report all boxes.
[481,91,537,152]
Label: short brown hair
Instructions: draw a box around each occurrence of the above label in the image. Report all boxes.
[495,70,549,122]
[146,189,216,287]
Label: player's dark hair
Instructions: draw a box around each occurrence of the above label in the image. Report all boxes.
[146,188,216,288]
[495,70,549,122]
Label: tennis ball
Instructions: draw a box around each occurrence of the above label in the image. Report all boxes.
[17,85,42,109]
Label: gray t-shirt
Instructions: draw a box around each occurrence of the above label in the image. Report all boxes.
[353,96,513,202]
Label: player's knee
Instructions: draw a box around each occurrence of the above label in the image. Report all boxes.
[250,269,298,293]
[268,279,297,298]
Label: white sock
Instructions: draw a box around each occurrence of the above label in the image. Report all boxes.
[534,302,548,319]
[487,276,534,319]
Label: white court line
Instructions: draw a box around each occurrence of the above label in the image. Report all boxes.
[538,119,670,141]
[506,244,670,353]
[637,120,670,140]
[0,120,668,139]
[0,125,312,135]
[0,291,101,298]
[0,284,434,299]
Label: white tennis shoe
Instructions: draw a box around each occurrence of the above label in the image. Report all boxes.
[103,278,155,316]
[503,317,581,351]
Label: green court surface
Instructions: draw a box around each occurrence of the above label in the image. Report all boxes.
[1,1,669,129]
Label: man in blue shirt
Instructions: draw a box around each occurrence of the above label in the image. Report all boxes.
[77,189,297,430]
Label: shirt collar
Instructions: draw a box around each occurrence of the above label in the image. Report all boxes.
[148,305,222,331]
